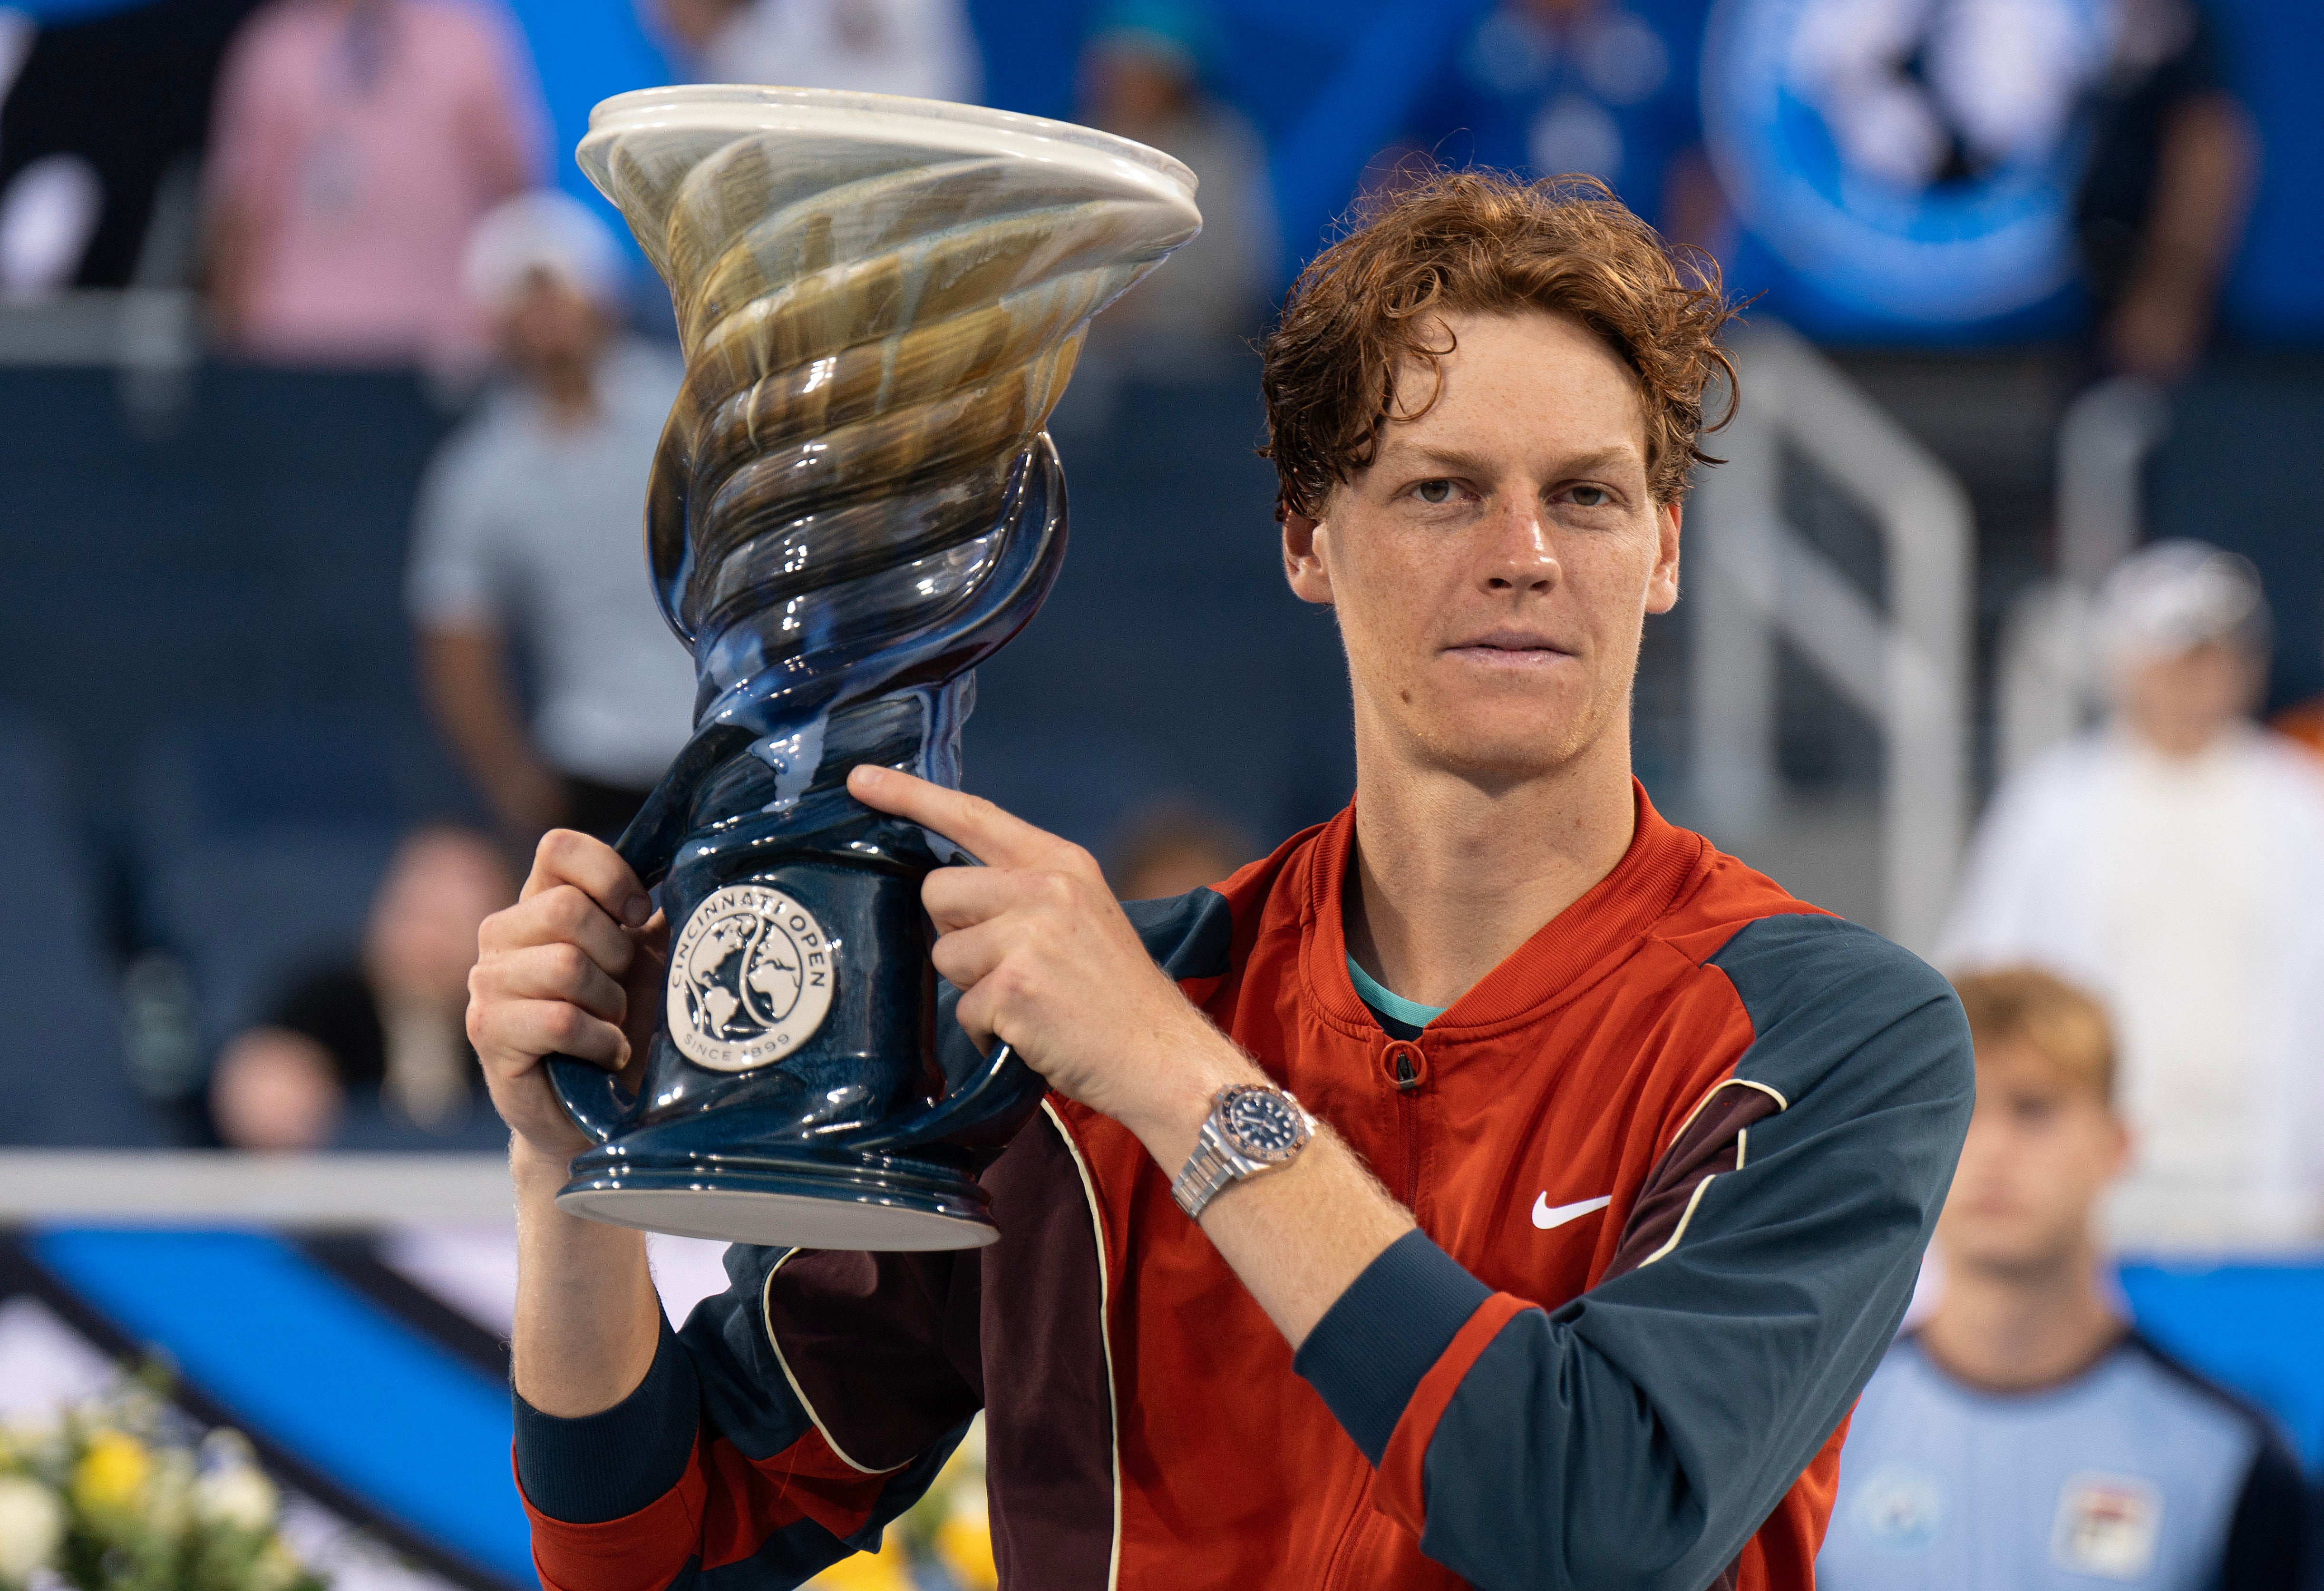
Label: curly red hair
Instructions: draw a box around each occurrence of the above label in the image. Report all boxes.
[1258,168,1740,515]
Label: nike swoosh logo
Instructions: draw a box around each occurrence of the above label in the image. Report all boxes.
[1532,1192,1613,1230]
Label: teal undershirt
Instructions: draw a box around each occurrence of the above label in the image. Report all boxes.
[1346,955,1449,1034]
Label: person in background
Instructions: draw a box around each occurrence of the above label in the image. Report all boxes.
[211,826,515,1150]
[1818,966,2309,1589]
[1104,796,1253,900]
[656,0,982,104]
[203,0,543,365]
[1396,0,1722,253]
[407,191,695,846]
[1940,541,2324,1250]
[2074,0,2257,382]
[1074,2,1276,368]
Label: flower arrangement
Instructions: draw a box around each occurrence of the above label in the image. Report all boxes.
[0,1372,325,1591]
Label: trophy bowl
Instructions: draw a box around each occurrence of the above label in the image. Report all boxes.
[542,86,1200,1250]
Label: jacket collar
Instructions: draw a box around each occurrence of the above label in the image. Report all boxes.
[1299,780,1709,1043]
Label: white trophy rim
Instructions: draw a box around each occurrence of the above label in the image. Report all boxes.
[578,84,1200,216]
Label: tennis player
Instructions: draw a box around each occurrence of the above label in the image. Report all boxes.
[469,170,1975,1591]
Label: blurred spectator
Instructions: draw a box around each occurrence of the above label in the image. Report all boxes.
[210,825,514,1149]
[657,0,982,103]
[1818,967,2310,1589]
[204,0,544,364]
[1075,3,1276,367]
[1105,796,1253,900]
[1398,0,1721,250]
[1940,542,2324,1249]
[407,191,694,845]
[2075,0,2257,381]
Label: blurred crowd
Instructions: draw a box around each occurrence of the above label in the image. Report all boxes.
[9,0,2290,1187]
[1,0,2323,1580]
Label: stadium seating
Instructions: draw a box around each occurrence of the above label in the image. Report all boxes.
[0,717,154,1145]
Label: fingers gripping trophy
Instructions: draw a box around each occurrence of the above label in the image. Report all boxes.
[544,87,1200,1250]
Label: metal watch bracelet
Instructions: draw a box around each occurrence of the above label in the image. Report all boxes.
[1171,1085,1314,1221]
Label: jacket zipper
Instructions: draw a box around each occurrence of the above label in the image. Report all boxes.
[1392,1044,1422,1204]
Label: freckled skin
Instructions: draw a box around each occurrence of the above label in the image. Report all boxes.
[1284,310,1682,788]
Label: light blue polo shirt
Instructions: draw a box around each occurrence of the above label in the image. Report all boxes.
[1818,1332,2307,1591]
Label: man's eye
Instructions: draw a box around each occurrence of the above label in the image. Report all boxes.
[1570,485,1611,508]
[1415,480,1454,505]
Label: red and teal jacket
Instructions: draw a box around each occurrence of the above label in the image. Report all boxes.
[515,788,1974,1591]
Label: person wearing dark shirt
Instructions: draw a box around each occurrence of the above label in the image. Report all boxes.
[209,826,514,1149]
[2074,0,2256,381]
[1819,966,2310,1590]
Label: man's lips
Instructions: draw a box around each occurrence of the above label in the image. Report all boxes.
[1442,629,1576,661]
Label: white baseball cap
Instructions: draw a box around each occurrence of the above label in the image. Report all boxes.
[2093,539,2270,664]
[462,189,624,314]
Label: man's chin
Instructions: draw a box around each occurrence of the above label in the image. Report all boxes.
[1405,706,1607,780]
[1943,1229,2084,1283]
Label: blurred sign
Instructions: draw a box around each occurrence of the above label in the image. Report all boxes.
[0,1154,734,1591]
[1703,0,2109,326]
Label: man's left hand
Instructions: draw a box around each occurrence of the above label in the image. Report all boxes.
[846,765,1254,1152]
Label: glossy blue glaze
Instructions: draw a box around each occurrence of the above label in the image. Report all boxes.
[546,437,1066,1246]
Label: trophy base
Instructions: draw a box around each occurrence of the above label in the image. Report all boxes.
[554,1146,999,1251]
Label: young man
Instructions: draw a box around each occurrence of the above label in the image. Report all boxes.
[1940,542,2324,1249]
[468,172,1974,1591]
[1818,967,2310,1589]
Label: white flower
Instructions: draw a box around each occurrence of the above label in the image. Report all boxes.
[191,1464,277,1533]
[0,1475,64,1586]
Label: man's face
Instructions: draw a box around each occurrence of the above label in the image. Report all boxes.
[1283,310,1679,783]
[1938,1045,2127,1279]
[500,271,610,374]
[366,830,516,1002]
[2113,638,2263,760]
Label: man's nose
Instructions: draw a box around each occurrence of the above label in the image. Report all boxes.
[1481,497,1558,593]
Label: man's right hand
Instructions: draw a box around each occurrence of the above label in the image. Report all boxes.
[468,829,665,1165]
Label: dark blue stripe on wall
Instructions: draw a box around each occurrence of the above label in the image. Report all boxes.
[32,1230,529,1587]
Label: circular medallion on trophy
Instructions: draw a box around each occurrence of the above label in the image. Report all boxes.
[666,884,836,1071]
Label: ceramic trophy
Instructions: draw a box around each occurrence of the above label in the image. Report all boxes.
[545,86,1200,1249]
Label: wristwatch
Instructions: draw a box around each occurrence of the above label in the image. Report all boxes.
[1172,1083,1316,1220]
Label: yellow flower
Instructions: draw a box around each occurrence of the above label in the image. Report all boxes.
[804,1529,914,1591]
[72,1431,151,1516]
[933,1513,997,1591]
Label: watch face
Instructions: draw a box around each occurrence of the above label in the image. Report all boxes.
[1221,1088,1305,1162]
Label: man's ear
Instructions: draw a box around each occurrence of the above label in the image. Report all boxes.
[1645,499,1682,615]
[1281,504,1333,607]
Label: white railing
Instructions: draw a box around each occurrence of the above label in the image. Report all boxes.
[0,1152,512,1225]
[0,287,200,430]
[1689,323,1975,955]
[1994,376,2171,774]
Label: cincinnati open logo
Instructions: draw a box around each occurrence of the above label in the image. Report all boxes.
[1703,0,2107,322]
[667,884,836,1071]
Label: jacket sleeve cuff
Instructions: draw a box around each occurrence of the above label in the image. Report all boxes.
[1292,1230,1495,1465]
[515,1314,701,1524]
